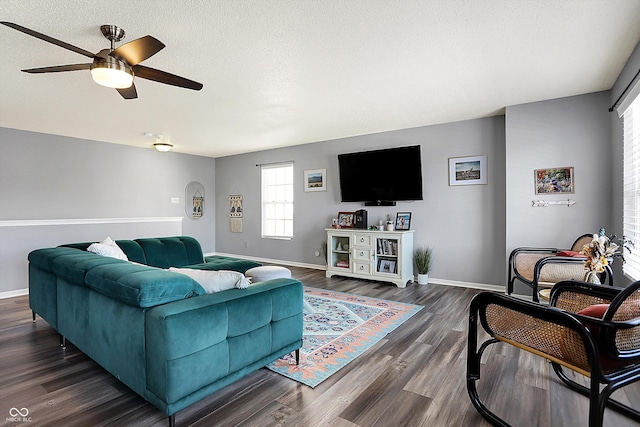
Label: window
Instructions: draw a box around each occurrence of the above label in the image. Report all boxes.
[623,94,640,280]
[261,162,294,239]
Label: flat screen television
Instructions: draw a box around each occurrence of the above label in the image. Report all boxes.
[338,145,423,206]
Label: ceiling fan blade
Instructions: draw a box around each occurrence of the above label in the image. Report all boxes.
[1,22,96,58]
[117,84,138,99]
[110,35,165,66]
[133,65,203,91]
[22,63,91,74]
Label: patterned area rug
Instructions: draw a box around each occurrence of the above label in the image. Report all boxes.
[266,287,423,388]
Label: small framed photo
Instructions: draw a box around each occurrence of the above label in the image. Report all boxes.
[304,168,327,192]
[534,167,574,194]
[378,259,397,274]
[449,155,487,186]
[337,212,355,228]
[395,212,412,230]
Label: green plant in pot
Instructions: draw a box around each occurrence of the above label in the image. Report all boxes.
[414,246,432,285]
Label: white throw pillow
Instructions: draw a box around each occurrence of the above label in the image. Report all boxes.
[169,268,251,293]
[87,237,128,260]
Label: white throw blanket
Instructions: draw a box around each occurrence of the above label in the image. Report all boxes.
[169,268,251,293]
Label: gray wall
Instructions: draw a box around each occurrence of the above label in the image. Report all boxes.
[216,90,621,292]
[215,116,507,287]
[505,91,613,294]
[0,128,216,294]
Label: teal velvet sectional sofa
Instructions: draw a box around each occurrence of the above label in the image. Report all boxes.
[28,236,303,426]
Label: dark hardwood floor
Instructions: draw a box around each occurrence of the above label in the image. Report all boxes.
[1,267,639,426]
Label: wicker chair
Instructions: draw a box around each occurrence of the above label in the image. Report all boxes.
[468,280,640,426]
[507,233,613,302]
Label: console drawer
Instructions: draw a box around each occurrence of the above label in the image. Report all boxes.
[353,234,371,247]
[353,261,372,275]
[353,248,371,261]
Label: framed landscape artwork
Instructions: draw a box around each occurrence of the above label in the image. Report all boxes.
[304,169,327,192]
[449,155,487,186]
[534,167,574,194]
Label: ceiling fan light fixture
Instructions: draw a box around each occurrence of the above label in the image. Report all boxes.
[90,56,133,89]
[153,142,173,152]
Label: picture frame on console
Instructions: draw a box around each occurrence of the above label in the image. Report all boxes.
[449,155,487,186]
[337,212,355,228]
[378,259,396,274]
[395,212,412,230]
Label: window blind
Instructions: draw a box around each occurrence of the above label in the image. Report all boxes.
[623,94,640,280]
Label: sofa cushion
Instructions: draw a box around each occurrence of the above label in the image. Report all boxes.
[115,240,147,264]
[28,247,89,273]
[50,252,125,285]
[135,237,205,268]
[60,240,147,264]
[199,256,262,273]
[85,263,205,307]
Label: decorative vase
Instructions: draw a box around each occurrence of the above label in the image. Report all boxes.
[417,273,429,285]
[584,271,600,284]
[386,223,394,231]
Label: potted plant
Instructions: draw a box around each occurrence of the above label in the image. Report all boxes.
[414,246,433,285]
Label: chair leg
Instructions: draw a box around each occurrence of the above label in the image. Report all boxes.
[295,349,300,365]
[32,311,36,322]
[467,302,510,426]
[60,335,66,350]
[552,363,640,423]
[168,414,175,427]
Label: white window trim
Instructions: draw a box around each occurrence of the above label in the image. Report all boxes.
[261,162,294,240]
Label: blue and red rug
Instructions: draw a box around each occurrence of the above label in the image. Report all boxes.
[266,286,423,388]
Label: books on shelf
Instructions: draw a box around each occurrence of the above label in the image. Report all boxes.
[376,239,398,256]
[335,260,349,268]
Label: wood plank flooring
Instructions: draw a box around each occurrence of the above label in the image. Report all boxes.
[1,267,639,426]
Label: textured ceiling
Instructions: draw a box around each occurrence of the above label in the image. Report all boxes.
[1,1,640,158]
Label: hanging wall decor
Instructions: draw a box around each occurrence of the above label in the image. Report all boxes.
[185,181,205,220]
[534,167,574,194]
[229,195,243,232]
[448,155,487,186]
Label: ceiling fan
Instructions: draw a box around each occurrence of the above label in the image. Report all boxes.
[1,22,203,99]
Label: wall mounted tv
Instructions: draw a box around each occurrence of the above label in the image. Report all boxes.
[338,145,423,206]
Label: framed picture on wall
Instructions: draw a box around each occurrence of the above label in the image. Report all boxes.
[449,155,487,186]
[534,167,574,194]
[304,169,327,192]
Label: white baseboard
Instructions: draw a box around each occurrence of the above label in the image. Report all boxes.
[425,277,505,293]
[211,253,513,292]
[0,288,28,299]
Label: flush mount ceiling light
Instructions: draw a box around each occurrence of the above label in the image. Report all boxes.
[154,142,173,152]
[151,134,173,152]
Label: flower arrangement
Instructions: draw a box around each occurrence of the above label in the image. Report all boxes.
[581,228,634,276]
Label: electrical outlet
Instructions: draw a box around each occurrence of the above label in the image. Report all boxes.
[171,197,180,204]
[244,241,249,248]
